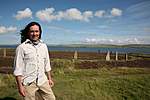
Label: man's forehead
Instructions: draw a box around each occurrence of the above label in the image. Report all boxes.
[30,25,39,30]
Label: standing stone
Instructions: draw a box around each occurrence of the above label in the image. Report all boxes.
[115,51,118,61]
[74,50,78,60]
[125,53,128,61]
[4,48,6,57]
[106,51,110,61]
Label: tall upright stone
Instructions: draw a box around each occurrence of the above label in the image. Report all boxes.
[4,48,6,57]
[115,51,118,61]
[106,51,110,61]
[125,53,128,61]
[74,50,78,60]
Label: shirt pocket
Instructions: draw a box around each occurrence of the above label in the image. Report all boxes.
[38,52,46,67]
[25,63,36,75]
[39,55,46,64]
[24,51,35,62]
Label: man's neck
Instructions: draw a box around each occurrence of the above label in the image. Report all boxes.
[31,39,40,45]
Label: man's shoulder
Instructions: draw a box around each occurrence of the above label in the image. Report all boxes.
[16,40,30,49]
[39,40,47,46]
[19,41,28,47]
[40,42,48,48]
[16,43,25,50]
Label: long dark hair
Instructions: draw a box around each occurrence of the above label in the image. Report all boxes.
[20,22,42,43]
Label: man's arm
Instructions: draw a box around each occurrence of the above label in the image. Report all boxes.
[44,45,54,87]
[13,46,25,96]
[46,71,54,87]
[15,75,26,97]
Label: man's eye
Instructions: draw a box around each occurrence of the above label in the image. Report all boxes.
[35,31,39,32]
[30,30,39,32]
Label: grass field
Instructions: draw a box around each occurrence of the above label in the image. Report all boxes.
[0,48,150,100]
[0,67,150,100]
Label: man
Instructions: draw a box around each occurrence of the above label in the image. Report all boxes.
[13,22,55,100]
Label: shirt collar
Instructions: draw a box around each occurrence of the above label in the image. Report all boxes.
[25,39,43,45]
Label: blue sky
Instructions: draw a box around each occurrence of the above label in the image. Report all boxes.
[0,0,150,45]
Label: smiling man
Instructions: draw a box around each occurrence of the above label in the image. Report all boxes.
[13,22,55,100]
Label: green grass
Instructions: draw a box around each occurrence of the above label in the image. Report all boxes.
[0,74,20,99]
[1,67,150,100]
[53,67,150,100]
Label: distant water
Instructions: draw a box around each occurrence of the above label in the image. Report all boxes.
[48,46,150,54]
[0,45,18,48]
[0,45,150,54]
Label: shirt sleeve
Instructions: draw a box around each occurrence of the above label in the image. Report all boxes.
[13,45,25,76]
[44,45,51,72]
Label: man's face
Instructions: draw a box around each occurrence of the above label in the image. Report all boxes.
[28,25,40,41]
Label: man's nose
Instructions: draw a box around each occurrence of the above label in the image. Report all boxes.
[33,32,36,34]
[33,31,37,35]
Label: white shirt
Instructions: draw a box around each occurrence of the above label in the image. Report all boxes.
[13,39,51,86]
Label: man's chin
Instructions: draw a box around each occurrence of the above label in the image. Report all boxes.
[30,39,39,42]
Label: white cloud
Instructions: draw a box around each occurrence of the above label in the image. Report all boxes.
[14,8,32,20]
[36,8,56,22]
[62,8,93,22]
[111,8,122,17]
[83,11,93,22]
[95,10,105,17]
[86,38,97,43]
[64,8,83,20]
[56,11,64,21]
[36,8,93,22]
[85,38,116,44]
[85,38,141,44]
[13,7,123,22]
[124,38,141,44]
[0,26,17,34]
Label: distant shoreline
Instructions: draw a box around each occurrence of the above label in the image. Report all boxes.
[0,44,150,48]
[0,44,150,54]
